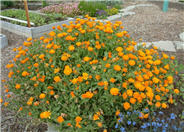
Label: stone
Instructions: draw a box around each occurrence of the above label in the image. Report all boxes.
[173,41,184,50]
[138,41,176,52]
[107,14,121,21]
[0,34,8,49]
[179,32,184,41]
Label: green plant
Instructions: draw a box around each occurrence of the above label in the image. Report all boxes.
[1,0,14,7]
[0,9,65,27]
[42,0,48,8]
[106,8,119,16]
[1,15,181,131]
[78,1,107,17]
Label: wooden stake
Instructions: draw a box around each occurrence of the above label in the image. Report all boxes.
[23,0,31,27]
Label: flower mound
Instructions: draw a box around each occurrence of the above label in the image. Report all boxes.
[3,15,179,131]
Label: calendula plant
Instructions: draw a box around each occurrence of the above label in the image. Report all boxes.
[2,15,181,131]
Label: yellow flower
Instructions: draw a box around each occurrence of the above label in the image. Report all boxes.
[39,93,46,99]
[110,88,119,96]
[82,73,88,80]
[49,49,55,54]
[114,65,121,71]
[15,84,21,89]
[54,76,61,82]
[83,57,91,62]
[68,45,75,51]
[54,68,60,74]
[64,65,72,75]
[40,111,51,119]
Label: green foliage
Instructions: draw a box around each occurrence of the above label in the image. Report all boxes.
[42,0,48,8]
[1,0,14,7]
[0,9,65,27]
[106,8,119,16]
[78,1,107,17]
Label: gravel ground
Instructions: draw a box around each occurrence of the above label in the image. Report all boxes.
[1,1,184,132]
[117,1,184,42]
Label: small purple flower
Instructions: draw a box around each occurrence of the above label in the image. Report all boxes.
[170,113,176,120]
[127,120,131,125]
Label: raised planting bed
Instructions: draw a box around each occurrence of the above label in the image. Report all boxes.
[0,9,74,38]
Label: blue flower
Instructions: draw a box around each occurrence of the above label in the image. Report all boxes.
[159,111,163,115]
[127,112,131,115]
[115,123,118,129]
[152,122,156,126]
[120,127,126,132]
[170,113,176,120]
[127,120,131,125]
[164,123,168,128]
[161,119,165,123]
[156,117,160,122]
[162,129,166,132]
[144,109,149,112]
[141,123,147,129]
[119,113,124,119]
[133,121,136,126]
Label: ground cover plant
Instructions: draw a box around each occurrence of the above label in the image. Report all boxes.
[1,15,184,131]
[40,2,81,17]
[0,9,65,27]
[40,1,122,19]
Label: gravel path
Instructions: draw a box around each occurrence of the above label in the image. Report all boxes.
[1,1,184,132]
[117,1,184,42]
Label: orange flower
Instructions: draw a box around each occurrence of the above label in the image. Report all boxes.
[50,90,55,95]
[22,71,29,77]
[93,114,99,120]
[82,73,88,80]
[54,76,61,82]
[40,111,51,119]
[83,57,91,62]
[105,63,111,68]
[110,78,116,83]
[155,102,161,108]
[57,116,64,123]
[110,88,119,96]
[49,31,56,37]
[128,60,135,66]
[95,75,101,80]
[123,102,130,110]
[39,93,46,99]
[49,49,55,54]
[82,91,94,99]
[75,116,82,122]
[97,122,102,127]
[152,77,159,83]
[174,89,179,94]
[126,89,133,96]
[34,63,39,67]
[15,84,21,89]
[68,45,75,51]
[115,110,120,116]
[64,65,72,75]
[155,95,161,101]
[162,103,167,109]
[70,91,75,98]
[130,98,136,104]
[114,65,121,71]
[116,47,123,52]
[167,76,173,84]
[122,55,129,61]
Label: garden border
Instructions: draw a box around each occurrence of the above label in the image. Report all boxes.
[0,17,74,38]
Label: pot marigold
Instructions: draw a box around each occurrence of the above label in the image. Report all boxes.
[40,111,51,119]
[57,116,64,123]
[123,102,131,110]
[114,65,121,71]
[110,88,119,96]
[54,76,61,82]
[64,65,72,75]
